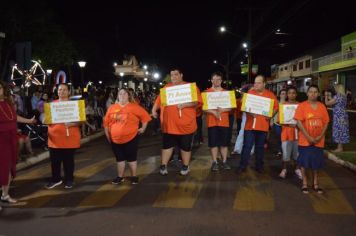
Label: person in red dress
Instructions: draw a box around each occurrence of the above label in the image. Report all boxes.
[0,81,35,211]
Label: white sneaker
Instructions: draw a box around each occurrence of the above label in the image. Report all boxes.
[159,165,168,176]
[295,169,303,180]
[180,166,190,176]
[279,169,287,179]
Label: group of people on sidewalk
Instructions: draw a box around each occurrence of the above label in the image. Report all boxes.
[0,68,350,210]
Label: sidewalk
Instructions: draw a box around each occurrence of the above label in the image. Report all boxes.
[16,131,105,171]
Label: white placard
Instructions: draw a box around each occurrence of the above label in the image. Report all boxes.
[202,91,236,110]
[241,93,274,117]
[279,104,298,124]
[161,83,197,106]
[44,100,86,124]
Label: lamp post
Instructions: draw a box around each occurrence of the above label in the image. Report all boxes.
[78,61,86,87]
[213,55,232,88]
[219,25,253,84]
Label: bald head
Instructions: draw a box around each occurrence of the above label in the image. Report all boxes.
[254,75,265,92]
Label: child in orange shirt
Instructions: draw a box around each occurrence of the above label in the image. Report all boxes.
[294,85,329,194]
[279,87,301,179]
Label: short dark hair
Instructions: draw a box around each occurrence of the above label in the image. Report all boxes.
[58,83,70,90]
[287,86,297,93]
[170,68,183,74]
[307,84,320,92]
[211,71,223,79]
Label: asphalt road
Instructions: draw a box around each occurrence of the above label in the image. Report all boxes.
[1,131,356,236]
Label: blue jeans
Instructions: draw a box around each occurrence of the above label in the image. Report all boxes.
[239,130,267,170]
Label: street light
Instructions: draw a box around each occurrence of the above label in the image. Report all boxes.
[219,26,226,33]
[153,72,160,80]
[78,61,86,86]
[119,72,124,77]
[143,65,148,70]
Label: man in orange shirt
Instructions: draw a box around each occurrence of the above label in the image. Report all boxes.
[152,68,202,176]
[238,75,278,173]
[205,72,231,171]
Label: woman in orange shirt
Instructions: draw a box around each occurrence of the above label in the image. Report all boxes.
[294,85,329,194]
[104,88,151,185]
[46,84,82,189]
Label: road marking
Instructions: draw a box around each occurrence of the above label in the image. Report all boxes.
[78,156,160,208]
[20,158,112,208]
[15,159,89,183]
[153,155,210,209]
[309,171,354,215]
[233,167,275,211]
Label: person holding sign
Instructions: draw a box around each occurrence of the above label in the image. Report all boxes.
[152,68,202,176]
[104,88,151,185]
[294,85,329,194]
[238,75,278,174]
[46,84,82,189]
[0,81,36,209]
[278,87,301,179]
[204,72,232,171]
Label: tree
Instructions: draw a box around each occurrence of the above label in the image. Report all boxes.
[0,1,78,80]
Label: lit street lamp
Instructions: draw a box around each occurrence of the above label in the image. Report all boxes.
[78,61,86,86]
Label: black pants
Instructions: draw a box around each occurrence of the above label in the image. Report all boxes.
[49,148,76,183]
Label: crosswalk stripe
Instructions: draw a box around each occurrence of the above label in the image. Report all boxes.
[20,158,112,208]
[15,159,89,183]
[153,155,210,209]
[78,156,160,208]
[309,171,354,215]
[233,167,275,211]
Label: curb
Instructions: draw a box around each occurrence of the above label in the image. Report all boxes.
[326,151,356,173]
[16,131,105,171]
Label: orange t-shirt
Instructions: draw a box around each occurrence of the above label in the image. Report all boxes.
[294,101,329,148]
[281,102,299,142]
[103,102,152,144]
[244,89,278,132]
[235,98,242,120]
[48,100,81,149]
[154,82,202,135]
[204,88,229,128]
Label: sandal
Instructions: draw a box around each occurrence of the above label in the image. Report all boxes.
[313,184,324,194]
[301,185,309,194]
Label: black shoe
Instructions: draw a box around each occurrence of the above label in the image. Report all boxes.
[111,176,124,185]
[131,176,139,185]
[45,180,63,189]
[64,181,74,189]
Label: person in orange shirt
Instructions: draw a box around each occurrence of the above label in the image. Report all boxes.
[238,75,278,173]
[278,86,301,179]
[152,68,202,176]
[205,72,231,171]
[294,85,329,194]
[104,88,151,185]
[46,84,82,189]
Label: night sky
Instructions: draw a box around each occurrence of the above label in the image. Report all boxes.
[12,1,356,88]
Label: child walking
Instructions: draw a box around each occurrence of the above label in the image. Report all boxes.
[294,85,329,194]
[279,87,302,179]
